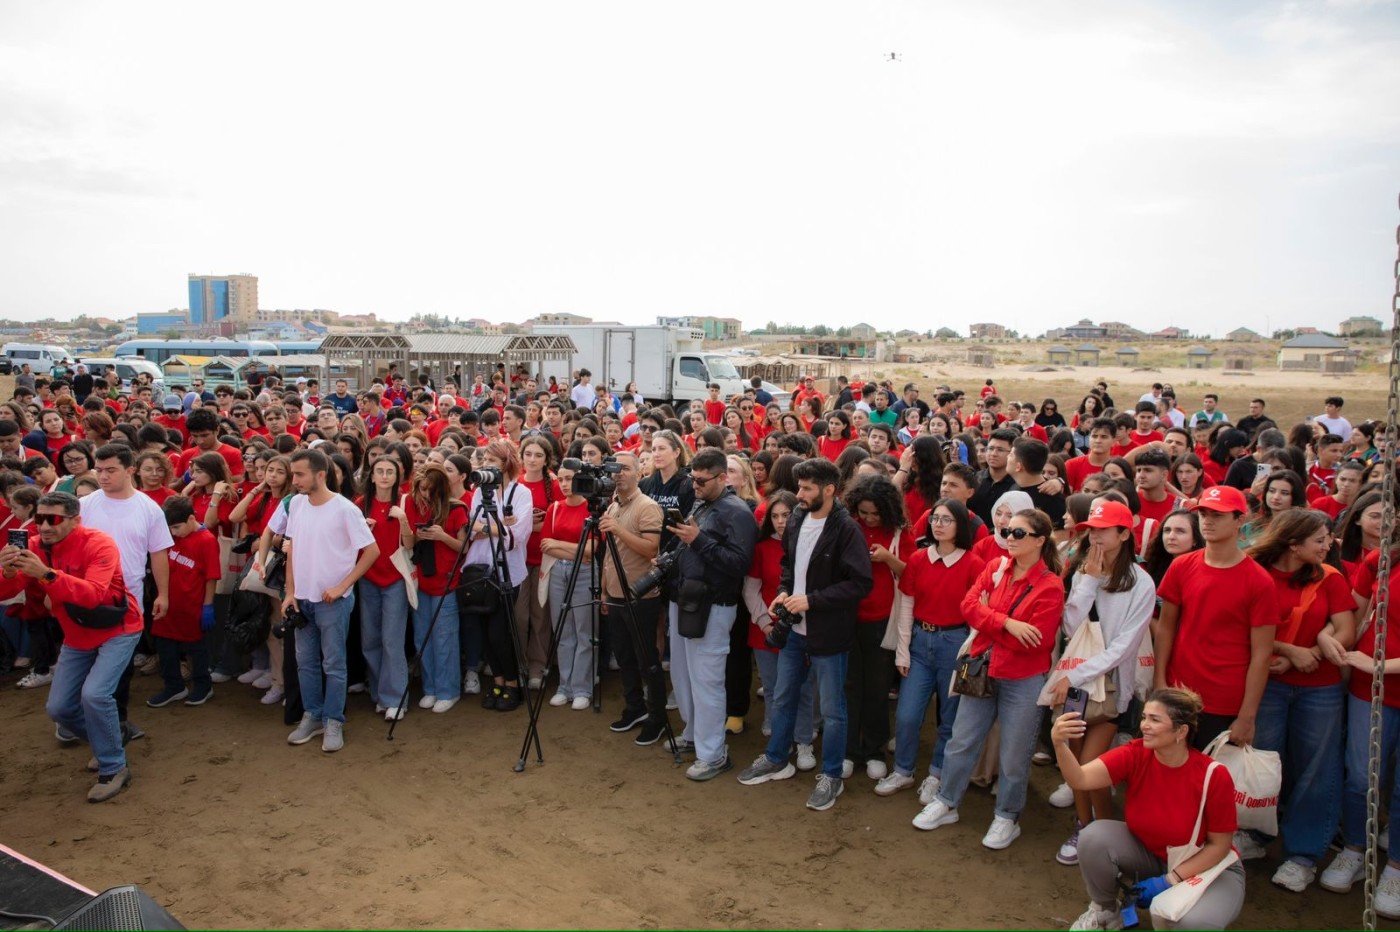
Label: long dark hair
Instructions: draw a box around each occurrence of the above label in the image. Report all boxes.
[1170,452,1207,498]
[1064,521,1138,594]
[1258,469,1306,523]
[917,498,973,550]
[767,454,802,494]
[759,490,798,538]
[1209,428,1249,468]
[1337,490,1383,563]
[1143,509,1203,585]
[1248,508,1329,587]
[360,453,403,518]
[1013,508,1062,575]
[907,435,945,513]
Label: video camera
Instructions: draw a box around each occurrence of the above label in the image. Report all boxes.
[471,465,503,488]
[561,457,621,509]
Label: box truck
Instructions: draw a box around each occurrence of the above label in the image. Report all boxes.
[531,325,747,409]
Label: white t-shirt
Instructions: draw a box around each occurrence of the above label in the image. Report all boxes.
[1315,414,1352,438]
[570,382,595,411]
[465,482,534,588]
[80,490,174,593]
[285,494,376,601]
[790,515,826,635]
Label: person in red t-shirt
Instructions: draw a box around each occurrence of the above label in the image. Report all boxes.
[1314,460,1364,522]
[1126,403,1164,451]
[1067,418,1116,492]
[1305,433,1345,498]
[1154,485,1279,750]
[154,402,189,446]
[517,437,563,687]
[405,463,470,713]
[355,455,413,720]
[150,496,221,707]
[538,461,599,709]
[1245,509,1355,886]
[177,409,244,485]
[817,411,853,462]
[702,384,726,425]
[1052,687,1243,930]
[1133,448,1181,557]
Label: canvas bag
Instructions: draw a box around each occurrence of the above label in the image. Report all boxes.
[1151,761,1242,924]
[878,531,908,652]
[1203,733,1282,835]
[389,494,419,609]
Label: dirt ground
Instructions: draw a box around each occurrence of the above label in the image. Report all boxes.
[0,665,1373,930]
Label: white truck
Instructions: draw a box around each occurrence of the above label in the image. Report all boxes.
[531,325,747,409]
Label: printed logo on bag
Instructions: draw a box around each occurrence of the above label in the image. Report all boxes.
[1235,791,1279,809]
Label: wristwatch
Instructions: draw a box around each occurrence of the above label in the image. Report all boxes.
[41,570,57,584]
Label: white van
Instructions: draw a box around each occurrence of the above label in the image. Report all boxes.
[78,357,166,394]
[1,343,75,375]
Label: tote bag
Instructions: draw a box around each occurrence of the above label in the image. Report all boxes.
[1151,761,1242,923]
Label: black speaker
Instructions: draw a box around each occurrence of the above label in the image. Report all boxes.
[51,885,185,931]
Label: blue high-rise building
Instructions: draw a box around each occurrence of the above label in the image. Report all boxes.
[188,274,257,326]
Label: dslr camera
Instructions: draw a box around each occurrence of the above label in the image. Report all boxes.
[630,546,682,599]
[562,456,621,507]
[764,602,802,650]
[471,465,503,488]
[272,603,309,640]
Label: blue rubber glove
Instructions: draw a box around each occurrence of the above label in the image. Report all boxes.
[200,605,217,633]
[1133,874,1172,908]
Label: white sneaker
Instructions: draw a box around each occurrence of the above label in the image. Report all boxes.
[1069,904,1123,931]
[866,759,888,780]
[1320,849,1365,893]
[874,772,915,796]
[1378,873,1400,920]
[549,691,569,707]
[209,671,232,683]
[375,703,387,714]
[347,682,366,694]
[886,736,896,753]
[982,816,1022,850]
[571,696,591,711]
[260,686,284,705]
[841,759,854,779]
[1049,782,1075,808]
[1234,830,1267,860]
[17,670,53,689]
[1032,749,1053,765]
[431,697,459,714]
[385,705,406,721]
[419,694,438,709]
[528,677,543,690]
[665,691,678,711]
[912,799,958,831]
[463,671,481,695]
[796,744,817,771]
[1272,859,1316,893]
[918,775,941,805]
[237,668,265,684]
[252,673,273,690]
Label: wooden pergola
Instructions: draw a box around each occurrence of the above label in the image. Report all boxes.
[317,333,577,390]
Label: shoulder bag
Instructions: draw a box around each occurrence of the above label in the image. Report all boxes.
[1149,761,1242,924]
[951,569,1042,698]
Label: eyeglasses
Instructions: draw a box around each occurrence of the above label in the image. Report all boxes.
[929,515,957,526]
[998,527,1042,541]
[691,472,720,487]
[34,513,69,526]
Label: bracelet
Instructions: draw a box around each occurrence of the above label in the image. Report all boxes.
[1169,869,1182,884]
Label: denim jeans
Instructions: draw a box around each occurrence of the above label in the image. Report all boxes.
[550,559,595,699]
[1252,679,1345,863]
[936,672,1047,820]
[294,593,354,724]
[763,631,849,778]
[754,647,815,743]
[893,625,966,778]
[669,601,736,766]
[46,631,139,777]
[1343,693,1400,849]
[1,610,29,661]
[413,590,460,701]
[358,579,410,709]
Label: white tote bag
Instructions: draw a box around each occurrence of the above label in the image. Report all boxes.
[878,531,907,652]
[1151,761,1242,923]
[1037,619,1108,707]
[1203,733,1282,835]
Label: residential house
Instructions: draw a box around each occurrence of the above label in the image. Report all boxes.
[1065,319,1108,340]
[1227,327,1261,342]
[1150,327,1189,340]
[970,322,1007,340]
[1277,333,1359,372]
[1340,316,1383,337]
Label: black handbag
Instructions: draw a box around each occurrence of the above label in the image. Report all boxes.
[455,563,499,616]
[675,577,711,639]
[952,571,1043,699]
[263,550,287,591]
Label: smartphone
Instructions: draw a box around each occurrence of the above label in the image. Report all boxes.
[7,529,27,550]
[666,508,684,527]
[1255,462,1272,479]
[1064,686,1089,718]
[415,523,431,531]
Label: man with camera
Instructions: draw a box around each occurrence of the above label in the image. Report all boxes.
[596,451,667,744]
[666,448,758,781]
[737,458,872,811]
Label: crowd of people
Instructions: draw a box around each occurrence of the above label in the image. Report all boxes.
[2,360,1398,928]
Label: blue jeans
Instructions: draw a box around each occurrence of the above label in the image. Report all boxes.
[754,647,814,743]
[358,579,410,710]
[1343,693,1400,849]
[763,631,849,778]
[1253,679,1344,863]
[413,590,460,702]
[549,559,595,699]
[46,632,139,777]
[1,610,29,660]
[893,626,965,778]
[294,594,354,724]
[668,602,736,766]
[936,673,1046,820]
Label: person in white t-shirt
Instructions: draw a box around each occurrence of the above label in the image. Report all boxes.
[82,443,173,743]
[1314,396,1352,439]
[281,448,378,753]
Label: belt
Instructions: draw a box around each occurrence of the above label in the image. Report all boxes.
[712,598,738,607]
[917,620,968,633]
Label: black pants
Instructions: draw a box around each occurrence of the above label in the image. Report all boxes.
[155,635,209,695]
[608,596,665,723]
[725,601,752,718]
[1193,711,1236,751]
[25,617,62,675]
[484,586,522,682]
[845,621,894,765]
[282,629,303,725]
[346,595,366,687]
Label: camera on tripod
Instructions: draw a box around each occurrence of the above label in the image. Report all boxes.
[561,457,621,508]
[764,602,802,649]
[471,465,503,488]
[630,546,682,598]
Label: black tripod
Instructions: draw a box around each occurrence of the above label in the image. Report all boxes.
[388,482,533,754]
[515,500,681,771]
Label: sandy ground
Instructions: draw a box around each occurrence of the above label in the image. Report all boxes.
[0,663,1373,930]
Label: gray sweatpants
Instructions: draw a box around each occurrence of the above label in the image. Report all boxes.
[1078,820,1245,931]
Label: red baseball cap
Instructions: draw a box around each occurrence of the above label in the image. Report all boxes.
[1077,501,1133,531]
[1192,485,1248,514]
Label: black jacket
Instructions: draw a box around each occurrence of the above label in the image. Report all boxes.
[676,488,757,603]
[778,502,873,656]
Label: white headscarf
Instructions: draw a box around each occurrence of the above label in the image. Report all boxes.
[991,489,1035,550]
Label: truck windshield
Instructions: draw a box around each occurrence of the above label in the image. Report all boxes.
[705,356,740,379]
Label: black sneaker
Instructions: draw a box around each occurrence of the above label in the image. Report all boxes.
[482,686,500,710]
[184,687,213,706]
[146,687,188,708]
[495,685,521,712]
[610,709,648,733]
[635,720,666,746]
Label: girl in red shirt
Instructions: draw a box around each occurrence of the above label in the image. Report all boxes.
[134,451,177,507]
[1246,509,1355,890]
[724,407,758,454]
[356,455,413,721]
[913,508,1065,851]
[880,499,985,801]
[405,463,469,714]
[182,451,235,536]
[539,461,595,709]
[817,411,853,461]
[518,437,563,688]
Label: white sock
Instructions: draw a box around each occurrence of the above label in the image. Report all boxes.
[1381,864,1400,881]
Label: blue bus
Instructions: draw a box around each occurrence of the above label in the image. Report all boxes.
[277,340,324,355]
[113,339,280,365]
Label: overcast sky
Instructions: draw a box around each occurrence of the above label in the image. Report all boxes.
[2,0,1398,337]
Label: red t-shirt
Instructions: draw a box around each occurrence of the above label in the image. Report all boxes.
[818,436,851,462]
[857,525,917,622]
[405,497,469,595]
[747,536,786,653]
[703,400,726,425]
[1307,464,1336,495]
[178,444,243,483]
[903,486,935,526]
[1135,493,1181,555]
[1351,550,1400,708]
[360,496,405,588]
[189,489,235,536]
[139,486,176,508]
[1266,565,1352,688]
[155,528,221,642]
[1100,741,1239,861]
[1202,458,1231,487]
[1065,455,1110,492]
[899,547,987,628]
[1157,551,1279,715]
[520,476,562,566]
[241,490,281,538]
[154,414,188,445]
[1313,495,1348,521]
[1127,430,1164,450]
[541,499,589,548]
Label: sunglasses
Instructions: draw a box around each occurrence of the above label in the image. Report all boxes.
[998,527,1042,541]
[691,472,721,487]
[35,513,69,526]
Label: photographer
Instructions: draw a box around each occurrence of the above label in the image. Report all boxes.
[597,451,666,743]
[737,459,872,811]
[667,448,758,781]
